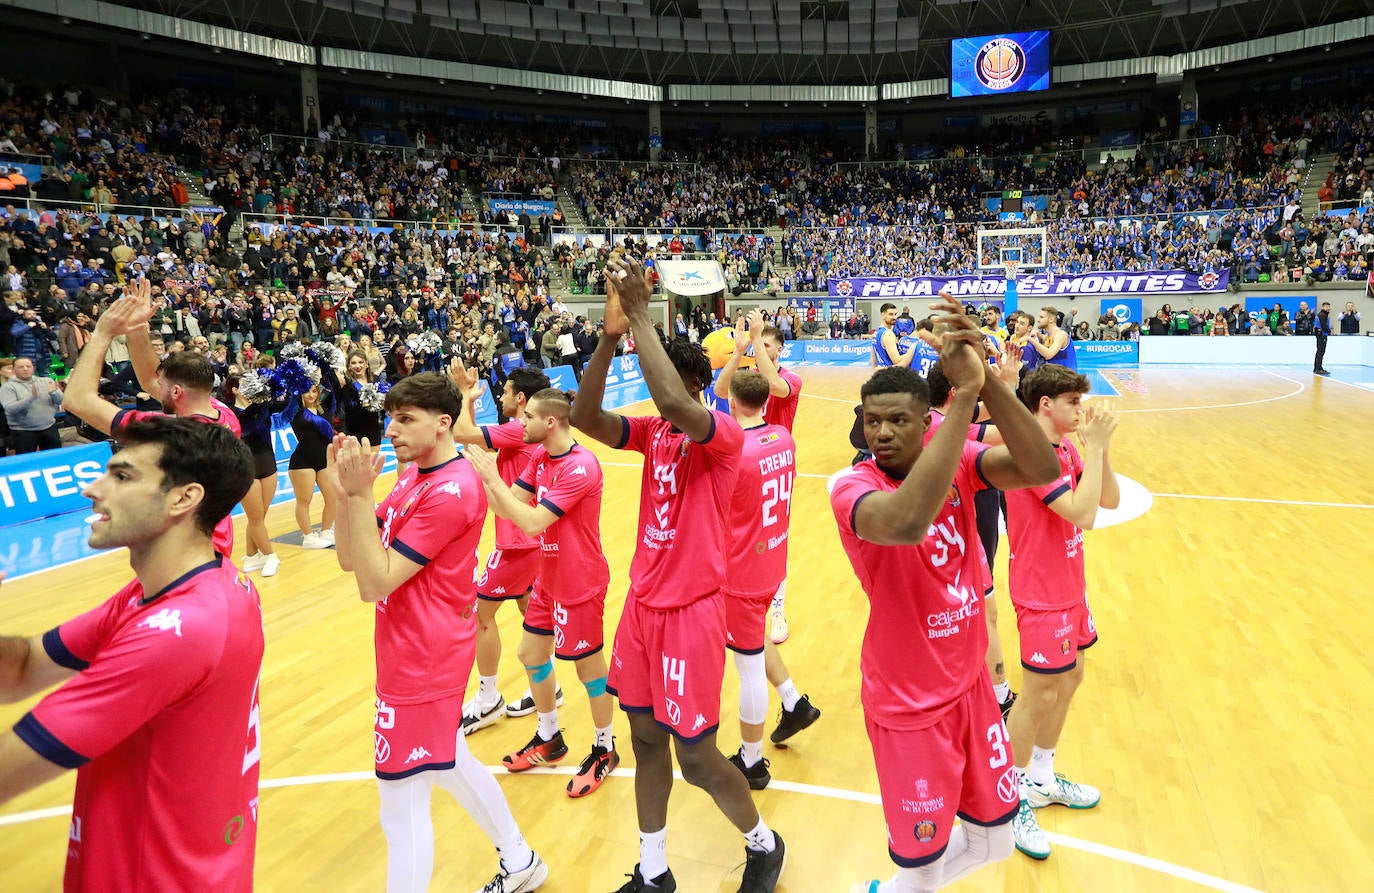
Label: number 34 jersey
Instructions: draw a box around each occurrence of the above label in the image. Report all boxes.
[830,441,993,730]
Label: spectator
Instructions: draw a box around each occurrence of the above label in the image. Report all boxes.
[0,356,64,452]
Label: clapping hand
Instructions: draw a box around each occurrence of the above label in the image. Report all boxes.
[447,356,480,395]
[332,435,383,498]
[993,341,1023,387]
[929,290,986,393]
[1079,403,1119,451]
[464,443,504,488]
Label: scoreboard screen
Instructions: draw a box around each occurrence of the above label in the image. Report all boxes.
[951,31,1052,99]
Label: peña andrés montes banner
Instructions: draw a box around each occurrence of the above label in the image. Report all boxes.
[829,269,1229,299]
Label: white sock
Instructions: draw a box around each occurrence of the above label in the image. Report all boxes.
[771,580,787,612]
[876,869,932,893]
[739,739,764,768]
[536,710,559,742]
[1028,746,1055,786]
[1016,765,1030,800]
[742,817,776,852]
[594,724,614,751]
[639,827,669,882]
[478,675,499,705]
[378,775,435,893]
[432,732,529,871]
[993,681,1011,702]
[775,678,801,712]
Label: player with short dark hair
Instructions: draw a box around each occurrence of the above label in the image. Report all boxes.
[722,370,820,790]
[466,388,620,799]
[571,258,786,893]
[332,372,548,893]
[0,416,262,893]
[1004,363,1120,861]
[446,359,561,732]
[831,293,1060,893]
[872,303,913,368]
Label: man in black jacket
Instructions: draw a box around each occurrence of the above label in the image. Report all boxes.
[1314,301,1332,376]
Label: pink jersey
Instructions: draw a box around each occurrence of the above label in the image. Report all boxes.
[112,405,241,556]
[830,442,991,729]
[374,455,485,704]
[724,424,796,599]
[1005,438,1087,611]
[618,411,743,609]
[480,421,542,550]
[923,408,990,446]
[17,556,263,893]
[514,443,609,606]
[762,367,803,433]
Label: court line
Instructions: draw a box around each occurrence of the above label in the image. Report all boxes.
[0,769,1264,892]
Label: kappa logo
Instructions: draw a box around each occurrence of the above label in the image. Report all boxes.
[437,481,462,498]
[570,465,587,477]
[491,586,507,595]
[404,747,433,764]
[692,713,708,731]
[142,608,184,637]
[574,639,592,651]
[1029,652,1049,665]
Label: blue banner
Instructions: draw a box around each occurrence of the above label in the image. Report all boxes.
[1243,297,1311,323]
[1099,298,1143,325]
[0,442,113,525]
[1075,341,1139,368]
[830,270,1230,299]
[601,355,650,407]
[488,199,556,217]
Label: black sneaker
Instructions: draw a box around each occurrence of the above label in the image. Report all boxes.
[613,864,676,892]
[506,686,565,717]
[769,695,821,744]
[1000,691,1018,722]
[739,831,786,893]
[728,748,772,790]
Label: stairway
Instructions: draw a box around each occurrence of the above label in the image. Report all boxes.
[557,183,589,230]
[1301,153,1336,220]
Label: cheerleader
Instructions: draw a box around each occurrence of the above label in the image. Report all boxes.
[334,349,385,454]
[228,365,281,576]
[278,361,339,550]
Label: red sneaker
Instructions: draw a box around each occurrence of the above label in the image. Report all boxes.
[566,744,619,798]
[502,731,568,772]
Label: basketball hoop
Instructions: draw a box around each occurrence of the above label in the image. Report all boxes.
[1003,259,1020,280]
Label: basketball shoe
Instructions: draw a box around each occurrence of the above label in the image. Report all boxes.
[613,865,676,892]
[769,696,821,744]
[739,832,786,892]
[999,691,1017,722]
[1025,773,1100,809]
[506,687,565,717]
[461,695,506,735]
[768,608,789,645]
[503,731,568,771]
[567,744,619,798]
[243,552,268,571]
[1012,800,1051,860]
[728,748,772,790]
[476,852,548,893]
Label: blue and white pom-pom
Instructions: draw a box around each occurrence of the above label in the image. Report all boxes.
[358,380,391,413]
[274,357,321,395]
[237,369,275,404]
[278,342,307,362]
[309,341,346,372]
[407,331,442,357]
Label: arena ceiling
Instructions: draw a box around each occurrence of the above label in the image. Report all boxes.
[95,0,1373,85]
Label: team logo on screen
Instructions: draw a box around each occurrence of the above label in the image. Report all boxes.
[975,38,1027,91]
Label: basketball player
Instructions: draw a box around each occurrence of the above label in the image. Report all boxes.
[465,389,619,799]
[330,374,547,893]
[723,370,820,791]
[446,360,562,732]
[831,293,1060,893]
[871,303,915,368]
[570,257,786,892]
[62,286,241,558]
[1003,364,1119,861]
[1029,306,1077,370]
[712,309,803,643]
[900,318,942,378]
[0,417,261,892]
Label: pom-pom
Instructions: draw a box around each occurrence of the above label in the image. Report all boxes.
[278,342,306,362]
[238,370,274,404]
[274,358,321,396]
[358,380,390,413]
[309,341,345,372]
[407,331,442,357]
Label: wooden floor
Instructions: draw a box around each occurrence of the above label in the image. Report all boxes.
[3,365,1372,893]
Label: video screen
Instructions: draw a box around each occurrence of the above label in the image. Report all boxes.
[950,31,1051,98]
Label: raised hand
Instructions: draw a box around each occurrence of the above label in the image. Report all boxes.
[447,356,480,394]
[605,256,651,320]
[746,308,767,341]
[464,442,503,488]
[929,290,986,393]
[1079,403,1119,451]
[993,340,1023,387]
[334,436,383,497]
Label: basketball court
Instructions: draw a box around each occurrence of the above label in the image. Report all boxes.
[2,362,1370,892]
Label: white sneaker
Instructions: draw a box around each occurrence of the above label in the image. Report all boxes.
[1012,799,1051,860]
[319,527,336,546]
[506,687,565,717]
[461,695,506,735]
[769,608,790,645]
[301,532,329,549]
[260,554,280,577]
[1025,773,1101,810]
[242,552,267,571]
[475,852,548,893]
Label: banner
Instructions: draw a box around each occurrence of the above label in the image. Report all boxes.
[1075,341,1139,367]
[830,270,1230,299]
[1243,297,1311,324]
[657,260,727,296]
[487,199,555,217]
[1099,298,1143,325]
[0,442,113,525]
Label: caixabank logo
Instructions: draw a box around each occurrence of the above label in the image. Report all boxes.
[975,37,1027,91]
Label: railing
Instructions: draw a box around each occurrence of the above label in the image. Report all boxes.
[0,150,54,168]
[5,195,206,220]
[260,132,427,162]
